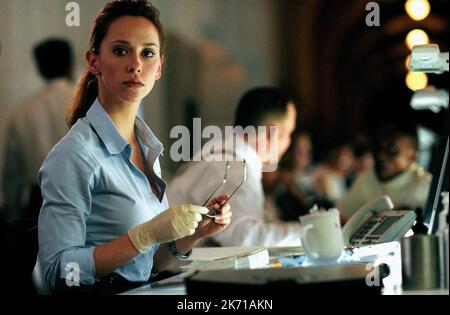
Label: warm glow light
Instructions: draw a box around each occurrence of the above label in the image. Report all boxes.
[405,72,428,91]
[405,29,429,50]
[405,0,431,21]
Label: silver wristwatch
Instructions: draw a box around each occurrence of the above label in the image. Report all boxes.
[167,240,192,260]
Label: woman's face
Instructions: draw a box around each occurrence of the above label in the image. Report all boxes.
[88,15,163,105]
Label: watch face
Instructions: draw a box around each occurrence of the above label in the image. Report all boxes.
[168,241,192,260]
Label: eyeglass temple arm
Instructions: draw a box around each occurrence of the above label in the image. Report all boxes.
[221,160,247,204]
[202,160,246,219]
[202,162,231,207]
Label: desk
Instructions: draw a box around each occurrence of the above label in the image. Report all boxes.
[397,289,449,295]
[121,247,267,295]
[121,243,448,295]
[120,274,186,295]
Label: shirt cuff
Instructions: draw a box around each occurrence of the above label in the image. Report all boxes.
[58,246,97,287]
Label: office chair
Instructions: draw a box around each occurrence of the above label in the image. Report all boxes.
[0,214,38,295]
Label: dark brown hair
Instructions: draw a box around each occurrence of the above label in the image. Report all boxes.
[66,0,165,127]
[234,87,294,128]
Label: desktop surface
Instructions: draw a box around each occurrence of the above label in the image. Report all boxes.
[121,243,403,295]
[120,274,186,295]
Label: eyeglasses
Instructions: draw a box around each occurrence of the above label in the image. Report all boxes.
[202,159,247,219]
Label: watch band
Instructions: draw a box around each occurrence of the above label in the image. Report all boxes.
[167,240,192,260]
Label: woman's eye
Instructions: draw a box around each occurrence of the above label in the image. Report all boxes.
[142,50,156,58]
[113,47,127,56]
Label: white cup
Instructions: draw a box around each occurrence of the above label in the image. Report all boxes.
[299,208,344,261]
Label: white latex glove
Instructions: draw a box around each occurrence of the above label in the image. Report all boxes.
[128,204,208,253]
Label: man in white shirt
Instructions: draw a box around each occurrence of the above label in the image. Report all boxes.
[168,87,301,247]
[1,39,74,220]
[338,124,432,222]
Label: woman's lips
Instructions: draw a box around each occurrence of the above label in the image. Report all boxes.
[123,81,144,88]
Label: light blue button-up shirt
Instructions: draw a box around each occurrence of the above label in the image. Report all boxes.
[37,98,169,291]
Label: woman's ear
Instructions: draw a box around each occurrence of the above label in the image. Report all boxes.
[86,50,100,76]
[155,55,164,80]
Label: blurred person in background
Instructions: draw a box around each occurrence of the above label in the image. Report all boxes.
[266,132,334,221]
[1,39,75,221]
[169,87,301,247]
[289,132,316,192]
[338,124,432,223]
[310,142,355,205]
[291,133,314,178]
[348,133,374,185]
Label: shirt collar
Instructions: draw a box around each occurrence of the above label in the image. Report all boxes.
[135,115,164,156]
[378,163,421,189]
[86,98,163,156]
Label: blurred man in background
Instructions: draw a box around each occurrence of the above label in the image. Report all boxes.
[168,87,301,247]
[1,38,74,221]
[338,124,432,222]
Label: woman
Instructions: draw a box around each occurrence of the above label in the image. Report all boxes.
[37,0,231,294]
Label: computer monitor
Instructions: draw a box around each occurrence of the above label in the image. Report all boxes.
[423,110,449,234]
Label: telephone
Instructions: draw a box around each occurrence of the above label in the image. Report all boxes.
[342,195,416,247]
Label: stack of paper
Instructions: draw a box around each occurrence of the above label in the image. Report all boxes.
[266,246,304,258]
[180,248,270,277]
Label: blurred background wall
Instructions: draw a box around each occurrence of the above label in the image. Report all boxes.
[279,0,449,159]
[0,0,281,204]
[0,0,448,205]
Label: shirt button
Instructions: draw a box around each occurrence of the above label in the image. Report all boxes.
[143,271,149,277]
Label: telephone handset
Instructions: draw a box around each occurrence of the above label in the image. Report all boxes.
[342,195,416,247]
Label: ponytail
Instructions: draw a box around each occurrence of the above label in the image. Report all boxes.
[66,69,98,127]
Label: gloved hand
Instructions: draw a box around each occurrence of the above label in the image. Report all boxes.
[128,205,209,253]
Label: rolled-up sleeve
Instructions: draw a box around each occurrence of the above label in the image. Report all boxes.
[38,137,98,291]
